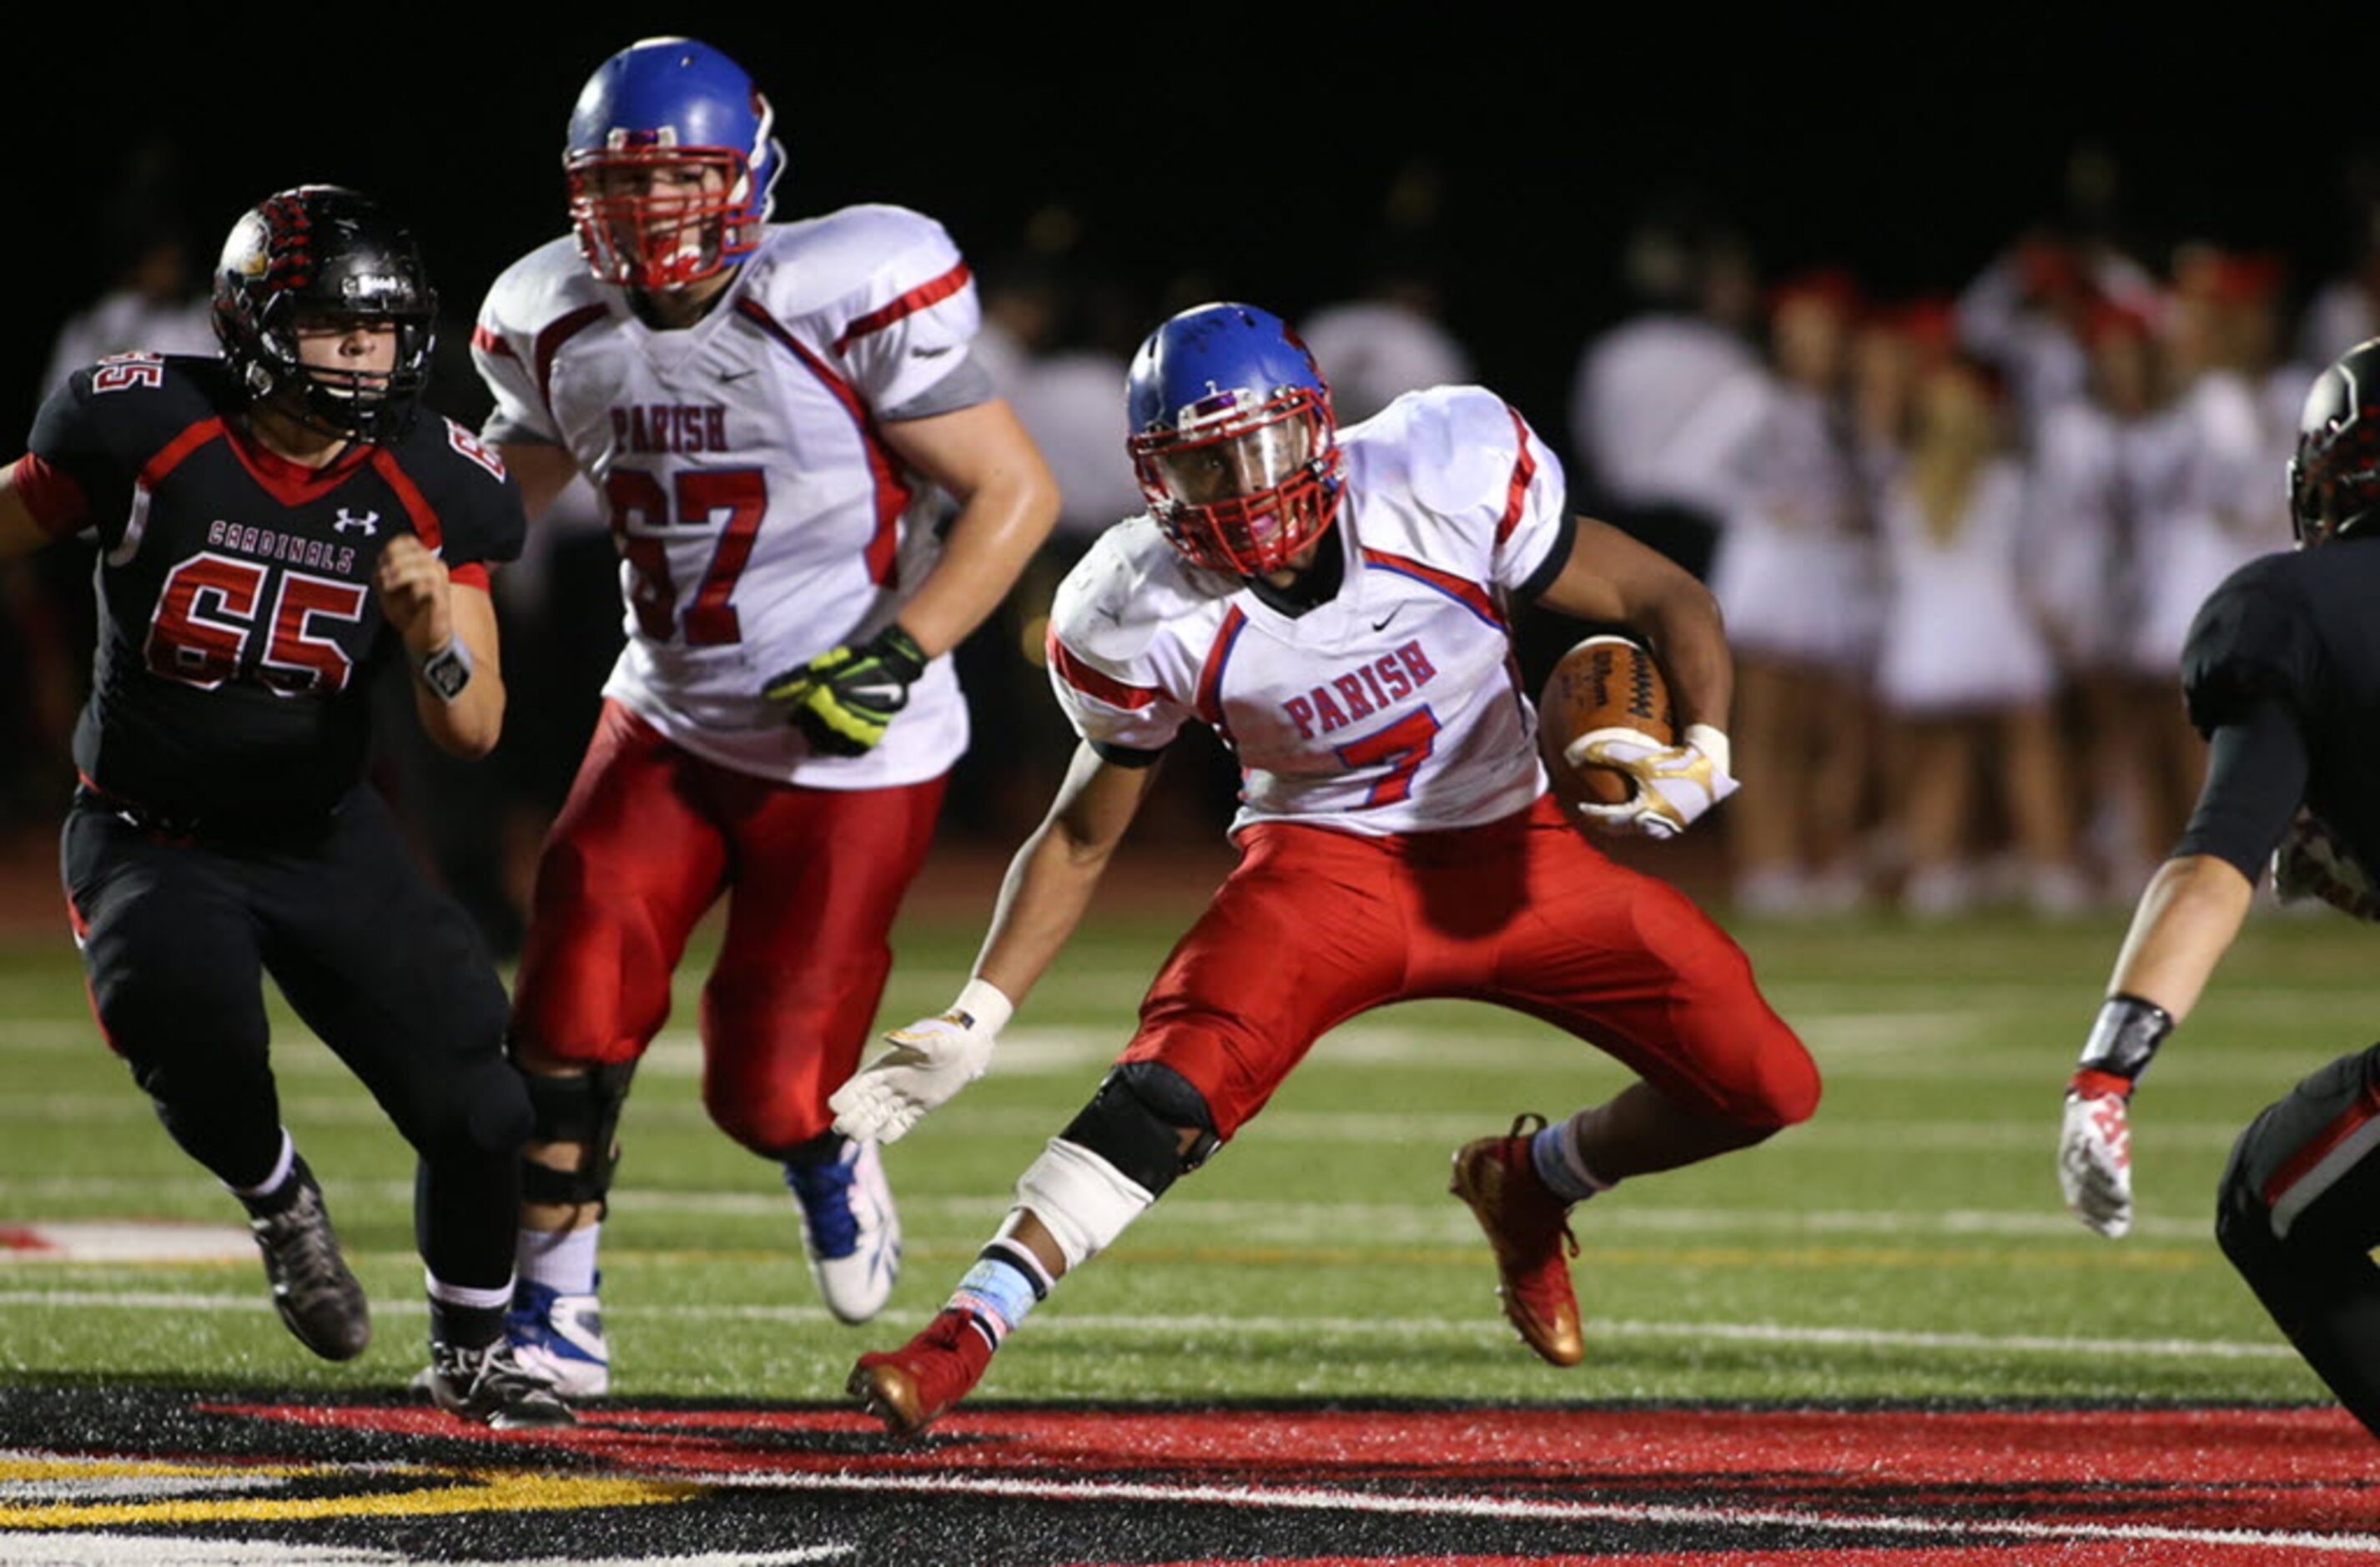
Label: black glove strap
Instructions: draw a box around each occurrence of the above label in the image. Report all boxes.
[2077,993,2174,1081]
[870,623,928,684]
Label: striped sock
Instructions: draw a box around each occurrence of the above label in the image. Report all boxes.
[948,1240,1052,1348]
[1530,1116,1614,1204]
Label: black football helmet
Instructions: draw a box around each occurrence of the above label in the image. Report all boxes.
[211,186,437,442]
[2289,336,2380,547]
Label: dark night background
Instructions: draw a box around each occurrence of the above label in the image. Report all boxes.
[10,9,2372,447]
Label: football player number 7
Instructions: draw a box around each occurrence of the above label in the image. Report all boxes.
[603,467,767,645]
[1335,706,1441,807]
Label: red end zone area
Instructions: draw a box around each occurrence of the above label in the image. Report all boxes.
[3,1394,2373,1562]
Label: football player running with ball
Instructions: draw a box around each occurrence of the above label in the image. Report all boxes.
[839,303,1819,1435]
[2059,336,2380,1439]
[0,187,569,1428]
[471,38,1058,1396]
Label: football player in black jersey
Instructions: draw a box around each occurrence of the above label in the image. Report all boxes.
[0,185,569,1428]
[2057,335,2380,1438]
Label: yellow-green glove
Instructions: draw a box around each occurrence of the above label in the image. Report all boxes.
[763,624,928,757]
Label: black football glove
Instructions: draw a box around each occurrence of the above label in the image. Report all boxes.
[763,624,928,757]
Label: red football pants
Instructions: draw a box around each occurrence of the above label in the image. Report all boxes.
[1121,794,1818,1140]
[510,700,946,1155]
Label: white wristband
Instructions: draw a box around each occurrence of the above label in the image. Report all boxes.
[1683,723,1731,778]
[950,977,1015,1036]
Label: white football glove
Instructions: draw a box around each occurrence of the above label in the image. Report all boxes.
[2058,1082,2134,1238]
[829,980,1014,1144]
[1569,722,1738,839]
[2272,809,2380,922]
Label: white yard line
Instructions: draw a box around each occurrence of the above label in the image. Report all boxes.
[0,1287,2292,1359]
[0,1177,2224,1240]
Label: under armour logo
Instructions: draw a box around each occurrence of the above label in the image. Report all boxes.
[333,508,379,536]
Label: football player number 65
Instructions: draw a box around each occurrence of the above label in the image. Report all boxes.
[602,467,768,646]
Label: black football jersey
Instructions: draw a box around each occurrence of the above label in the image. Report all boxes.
[2181,538,2380,870]
[28,355,526,824]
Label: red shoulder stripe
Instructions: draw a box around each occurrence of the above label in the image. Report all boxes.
[138,416,227,491]
[1048,628,1159,711]
[833,262,973,355]
[533,305,609,412]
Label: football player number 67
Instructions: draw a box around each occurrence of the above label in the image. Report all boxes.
[602,467,767,646]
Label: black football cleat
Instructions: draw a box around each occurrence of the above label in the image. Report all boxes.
[247,1158,371,1361]
[416,1339,578,1429]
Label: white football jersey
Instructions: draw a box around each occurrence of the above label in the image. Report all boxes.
[1049,386,1569,837]
[473,205,986,788]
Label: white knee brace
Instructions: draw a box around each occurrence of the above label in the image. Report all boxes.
[1008,1136,1155,1272]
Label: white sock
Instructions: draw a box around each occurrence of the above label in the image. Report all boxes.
[518,1223,601,1296]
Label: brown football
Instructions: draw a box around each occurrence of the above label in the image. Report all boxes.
[1537,635,1677,807]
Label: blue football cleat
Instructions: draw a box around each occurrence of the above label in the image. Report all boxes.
[785,1136,901,1323]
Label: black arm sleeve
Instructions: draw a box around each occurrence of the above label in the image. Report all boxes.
[1089,739,1167,769]
[1519,511,1581,605]
[2173,698,2311,881]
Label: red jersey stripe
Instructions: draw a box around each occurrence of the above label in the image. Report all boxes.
[1048,629,1159,711]
[449,562,491,592]
[368,447,444,552]
[739,298,911,587]
[832,262,974,355]
[1195,605,1248,733]
[1495,402,1537,547]
[2263,1082,2380,1213]
[1361,547,1503,628]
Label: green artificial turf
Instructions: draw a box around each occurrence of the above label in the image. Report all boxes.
[0,901,2344,1408]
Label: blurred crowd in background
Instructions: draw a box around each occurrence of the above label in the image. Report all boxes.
[8,141,2379,951]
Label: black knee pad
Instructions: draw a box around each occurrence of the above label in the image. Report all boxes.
[518,1062,634,1207]
[1059,1061,1220,1198]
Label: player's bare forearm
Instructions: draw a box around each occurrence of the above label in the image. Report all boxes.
[880,401,1060,658]
[1538,516,1733,730]
[2104,853,2254,1022]
[409,584,507,758]
[0,466,58,562]
[974,743,1159,1004]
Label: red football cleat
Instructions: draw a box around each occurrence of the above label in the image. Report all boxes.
[848,1308,996,1437]
[1449,1114,1584,1368]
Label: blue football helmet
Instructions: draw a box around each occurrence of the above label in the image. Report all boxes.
[1125,302,1343,576]
[564,38,785,290]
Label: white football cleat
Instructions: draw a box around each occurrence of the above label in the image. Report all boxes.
[504,1280,611,1397]
[785,1136,902,1324]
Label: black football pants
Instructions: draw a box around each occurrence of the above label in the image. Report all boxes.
[61,786,530,1293]
[2216,1040,2380,1439]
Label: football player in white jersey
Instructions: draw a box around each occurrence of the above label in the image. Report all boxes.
[470,37,1059,1395]
[836,303,1819,1436]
